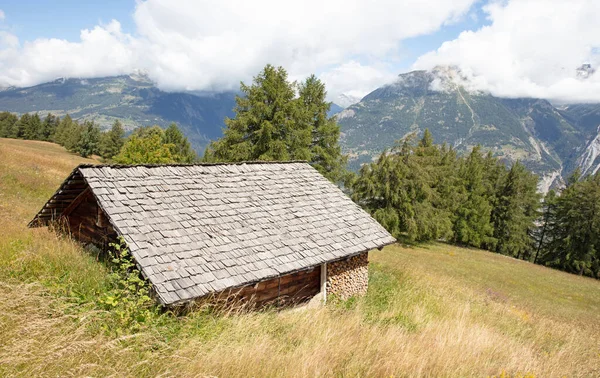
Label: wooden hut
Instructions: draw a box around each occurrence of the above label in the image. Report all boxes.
[30,162,395,306]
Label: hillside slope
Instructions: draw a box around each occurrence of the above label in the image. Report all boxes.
[0,75,236,153]
[1,138,599,377]
[338,67,600,189]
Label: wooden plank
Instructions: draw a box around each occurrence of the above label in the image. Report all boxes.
[61,187,91,218]
[58,188,87,195]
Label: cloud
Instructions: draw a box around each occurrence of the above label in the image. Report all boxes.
[0,0,476,98]
[0,20,135,87]
[414,0,600,103]
[0,10,5,22]
[318,61,397,106]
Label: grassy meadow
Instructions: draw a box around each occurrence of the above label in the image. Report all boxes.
[0,137,599,377]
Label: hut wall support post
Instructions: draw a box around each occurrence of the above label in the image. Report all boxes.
[320,262,327,303]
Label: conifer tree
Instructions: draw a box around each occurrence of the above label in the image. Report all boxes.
[77,121,101,157]
[541,171,600,277]
[205,65,304,162]
[13,113,31,139]
[491,161,540,259]
[21,113,41,140]
[53,114,82,151]
[205,65,347,182]
[452,146,495,248]
[99,120,126,160]
[41,113,59,141]
[352,131,453,242]
[0,112,18,138]
[298,75,347,181]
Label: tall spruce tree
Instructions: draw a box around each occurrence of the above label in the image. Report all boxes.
[541,171,600,277]
[204,65,305,162]
[452,146,495,248]
[13,113,31,139]
[53,114,83,152]
[22,113,42,140]
[298,75,347,182]
[0,112,18,138]
[491,161,540,259]
[99,120,126,160]
[41,113,59,141]
[205,65,347,182]
[351,131,453,242]
[77,121,101,157]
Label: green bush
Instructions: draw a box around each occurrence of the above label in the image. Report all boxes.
[99,237,161,333]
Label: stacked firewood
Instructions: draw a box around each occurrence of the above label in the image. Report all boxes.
[326,252,368,300]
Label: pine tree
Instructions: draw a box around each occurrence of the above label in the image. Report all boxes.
[40,113,59,141]
[163,123,197,163]
[205,65,303,162]
[452,146,495,248]
[99,120,126,160]
[0,112,18,138]
[77,121,101,157]
[541,172,600,277]
[53,114,83,151]
[491,161,540,259]
[23,113,42,140]
[53,114,72,145]
[298,75,347,182]
[13,113,31,139]
[351,131,452,242]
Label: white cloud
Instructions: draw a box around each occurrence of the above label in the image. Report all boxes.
[0,0,476,99]
[0,20,135,87]
[414,0,600,103]
[318,61,397,106]
[0,10,5,21]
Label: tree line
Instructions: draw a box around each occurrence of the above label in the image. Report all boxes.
[0,112,197,164]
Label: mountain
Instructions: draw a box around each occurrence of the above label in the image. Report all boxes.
[336,94,362,108]
[337,67,600,190]
[328,103,345,117]
[0,75,236,153]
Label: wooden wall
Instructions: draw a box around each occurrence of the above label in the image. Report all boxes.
[216,266,322,307]
[64,190,117,250]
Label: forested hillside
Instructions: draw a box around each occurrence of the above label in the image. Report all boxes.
[350,130,599,278]
[0,111,197,164]
[0,75,236,153]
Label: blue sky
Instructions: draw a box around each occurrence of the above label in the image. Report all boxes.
[0,0,598,104]
[0,1,136,41]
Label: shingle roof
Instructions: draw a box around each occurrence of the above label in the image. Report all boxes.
[31,162,396,305]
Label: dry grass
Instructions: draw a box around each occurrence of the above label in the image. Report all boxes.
[1,137,599,377]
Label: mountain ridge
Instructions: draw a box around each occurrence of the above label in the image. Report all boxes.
[337,67,600,190]
[0,74,237,153]
[1,68,599,189]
